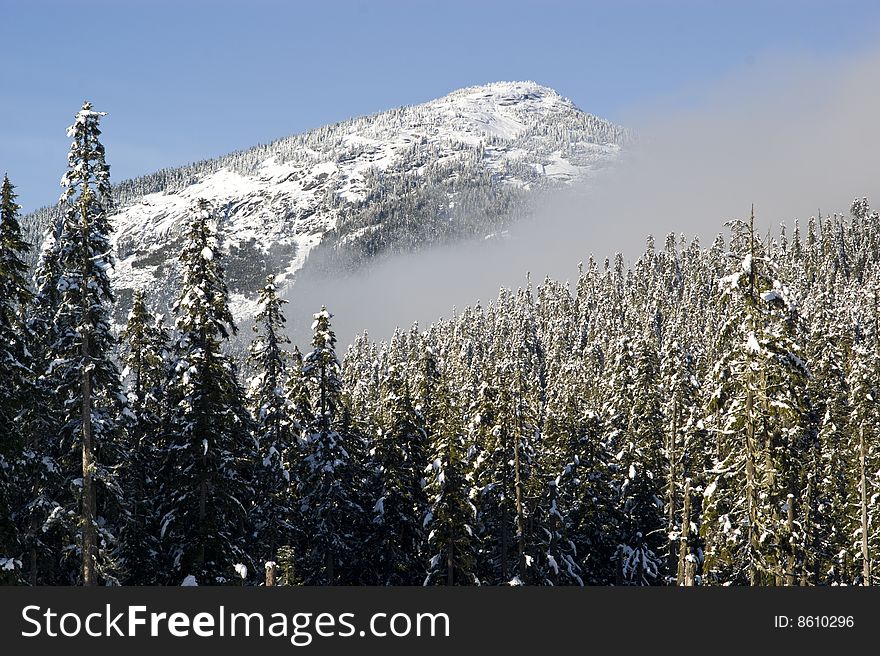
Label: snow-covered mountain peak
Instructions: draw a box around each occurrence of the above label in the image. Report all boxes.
[418,80,575,140]
[26,81,631,324]
[440,80,569,107]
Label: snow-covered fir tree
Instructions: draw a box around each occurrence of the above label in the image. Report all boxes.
[804,276,855,584]
[37,103,125,585]
[421,346,479,585]
[847,286,880,585]
[159,198,256,585]
[116,289,170,583]
[246,274,296,571]
[659,335,706,585]
[614,332,667,585]
[367,362,428,584]
[702,211,811,586]
[296,307,365,584]
[0,174,32,582]
[16,214,68,584]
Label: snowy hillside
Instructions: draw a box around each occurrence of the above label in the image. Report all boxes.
[25,81,630,320]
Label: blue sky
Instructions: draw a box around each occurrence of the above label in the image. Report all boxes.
[2,0,880,212]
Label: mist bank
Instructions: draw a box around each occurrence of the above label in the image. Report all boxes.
[282,47,880,349]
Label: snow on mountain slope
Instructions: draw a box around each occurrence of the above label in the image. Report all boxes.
[27,81,631,322]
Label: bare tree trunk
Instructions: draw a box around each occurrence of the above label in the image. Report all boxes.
[785,494,795,586]
[196,330,209,570]
[745,208,759,587]
[513,418,527,582]
[684,558,696,587]
[447,540,455,586]
[197,448,207,568]
[802,478,813,586]
[265,562,277,586]
[667,403,679,575]
[801,474,819,586]
[447,434,455,586]
[677,478,692,586]
[29,547,37,586]
[501,502,509,583]
[81,344,96,586]
[320,361,327,429]
[745,384,758,586]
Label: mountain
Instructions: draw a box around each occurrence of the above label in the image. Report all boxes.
[24,81,631,321]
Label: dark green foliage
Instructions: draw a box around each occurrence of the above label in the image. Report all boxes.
[366,363,428,584]
[158,199,257,585]
[0,175,31,582]
[296,308,366,584]
[116,290,169,583]
[614,335,667,585]
[31,103,125,585]
[246,275,296,570]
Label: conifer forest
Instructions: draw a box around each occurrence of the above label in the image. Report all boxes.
[4,102,880,588]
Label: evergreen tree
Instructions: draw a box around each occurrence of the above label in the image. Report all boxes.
[10,100,880,589]
[40,103,124,585]
[17,218,67,584]
[557,409,617,584]
[159,198,256,584]
[702,211,811,586]
[0,174,31,582]
[116,290,169,584]
[297,307,365,584]
[614,333,667,585]
[805,278,855,584]
[368,363,428,584]
[660,337,706,585]
[423,348,478,585]
[246,274,296,570]
[528,283,586,586]
[847,289,880,585]
[472,379,512,584]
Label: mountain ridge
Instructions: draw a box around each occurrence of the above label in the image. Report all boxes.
[24,81,631,322]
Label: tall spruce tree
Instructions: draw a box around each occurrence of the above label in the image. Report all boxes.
[806,278,855,584]
[297,307,365,584]
[42,103,124,585]
[159,198,256,584]
[660,337,706,585]
[615,332,667,585]
[422,347,478,585]
[847,289,880,585]
[246,274,296,570]
[0,174,31,582]
[116,290,169,583]
[18,218,68,584]
[703,211,811,586]
[368,363,428,584]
